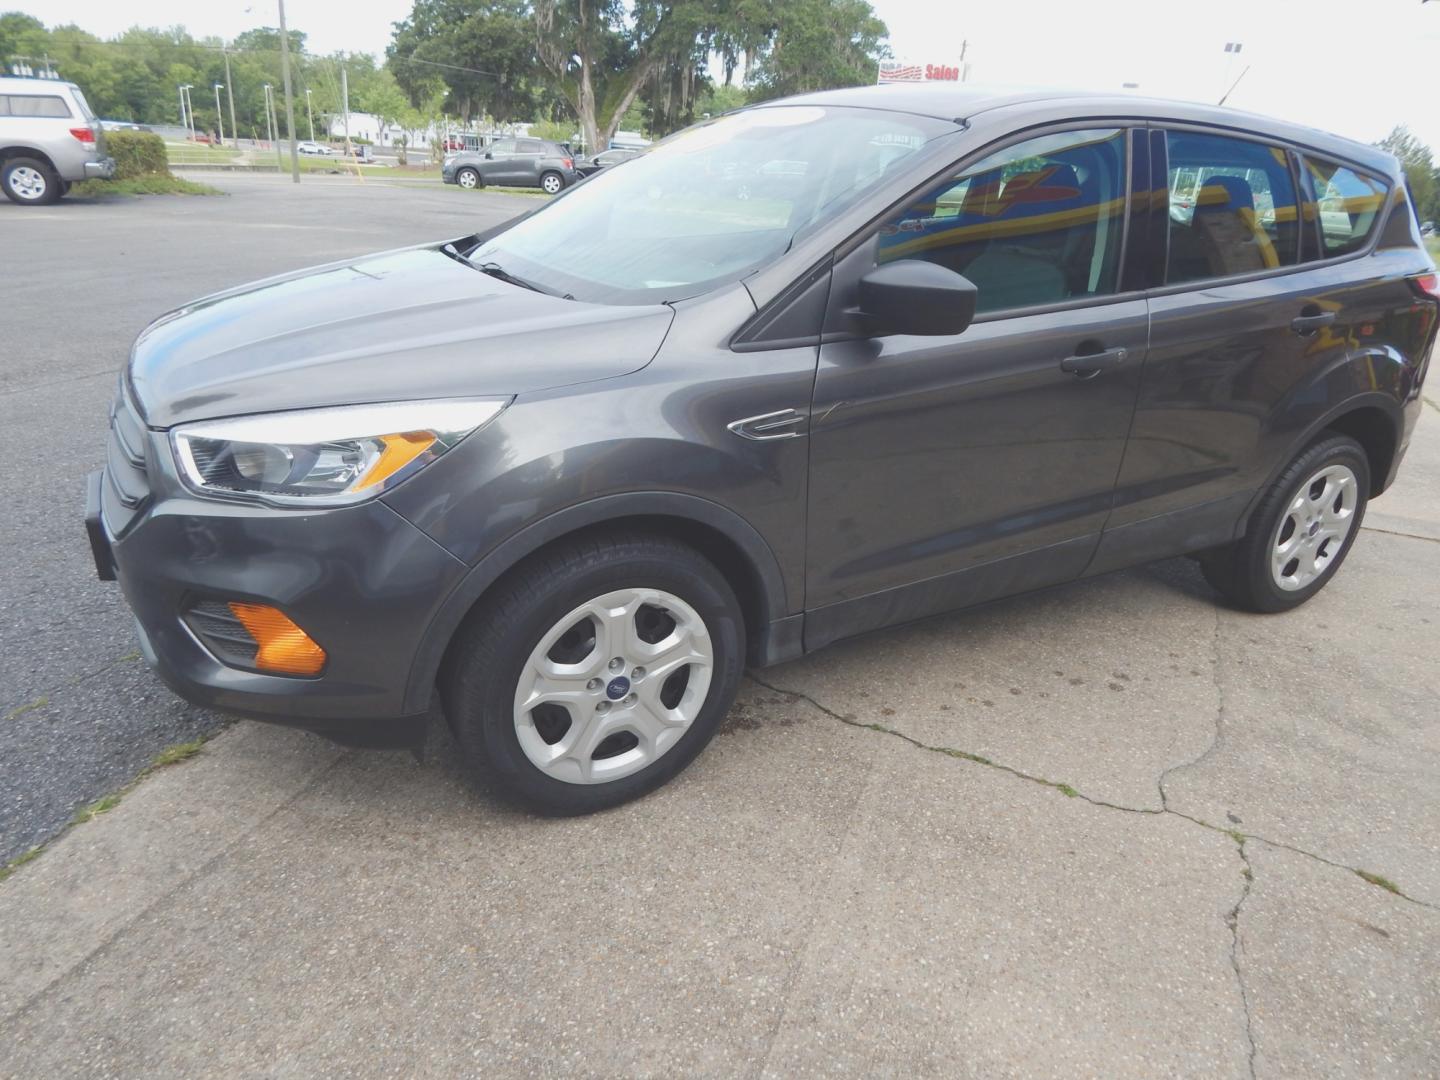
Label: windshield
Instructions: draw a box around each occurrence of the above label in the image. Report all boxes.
[470,106,954,304]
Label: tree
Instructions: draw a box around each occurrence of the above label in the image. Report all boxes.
[1375,126,1439,222]
[746,0,888,102]
[389,0,544,123]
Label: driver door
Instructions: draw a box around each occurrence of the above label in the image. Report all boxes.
[804,126,1149,650]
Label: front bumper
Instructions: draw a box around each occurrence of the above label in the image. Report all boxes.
[84,157,117,180]
[87,427,468,745]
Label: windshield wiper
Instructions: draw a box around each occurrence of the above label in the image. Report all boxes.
[472,260,561,297]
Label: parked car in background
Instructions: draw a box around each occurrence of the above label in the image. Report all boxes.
[443,137,577,193]
[296,141,335,156]
[575,147,640,177]
[89,87,1436,815]
[0,75,115,205]
[1422,220,1435,237]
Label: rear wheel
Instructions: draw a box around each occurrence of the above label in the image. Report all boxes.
[540,170,564,194]
[1201,434,1369,613]
[2,157,60,205]
[444,534,745,814]
[456,167,481,190]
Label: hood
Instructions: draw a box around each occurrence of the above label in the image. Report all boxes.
[129,244,674,428]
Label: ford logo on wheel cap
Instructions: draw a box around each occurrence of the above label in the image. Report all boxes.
[606,676,631,700]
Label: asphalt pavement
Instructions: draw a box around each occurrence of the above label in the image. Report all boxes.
[0,174,536,864]
[1,173,1438,1077]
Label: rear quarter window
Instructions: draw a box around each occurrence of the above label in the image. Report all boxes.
[0,94,73,118]
[1302,157,1389,258]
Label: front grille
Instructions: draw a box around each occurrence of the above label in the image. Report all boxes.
[103,379,152,535]
[184,601,261,668]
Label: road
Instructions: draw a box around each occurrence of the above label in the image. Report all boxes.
[1,173,1438,1076]
[0,174,536,863]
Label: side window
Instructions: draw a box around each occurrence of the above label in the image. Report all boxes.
[1304,157,1388,258]
[1165,131,1299,284]
[0,97,9,117]
[876,128,1127,315]
[7,94,71,118]
[489,139,516,155]
[518,139,543,155]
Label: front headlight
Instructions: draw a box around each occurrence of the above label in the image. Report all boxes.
[171,398,509,507]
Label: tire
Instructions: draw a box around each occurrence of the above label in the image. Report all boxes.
[540,170,564,195]
[443,533,746,814]
[1200,433,1370,613]
[456,167,481,190]
[2,157,61,206]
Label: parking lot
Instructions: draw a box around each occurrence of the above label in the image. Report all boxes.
[1,175,1438,1077]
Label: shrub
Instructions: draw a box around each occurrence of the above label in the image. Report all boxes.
[105,130,170,179]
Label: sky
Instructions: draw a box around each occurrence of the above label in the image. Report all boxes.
[14,0,1440,151]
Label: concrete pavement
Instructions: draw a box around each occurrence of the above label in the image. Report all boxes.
[1,177,1438,1077]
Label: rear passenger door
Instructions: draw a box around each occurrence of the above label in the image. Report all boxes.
[512,139,546,184]
[1094,128,1390,573]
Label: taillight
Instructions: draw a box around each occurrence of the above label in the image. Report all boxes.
[562,158,573,169]
[1411,273,1440,301]
[69,126,95,145]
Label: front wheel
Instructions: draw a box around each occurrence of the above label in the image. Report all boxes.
[1201,433,1370,613]
[455,167,480,190]
[540,171,564,195]
[444,534,745,814]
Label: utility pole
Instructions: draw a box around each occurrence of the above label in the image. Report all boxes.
[306,88,315,142]
[178,84,188,130]
[213,83,225,145]
[277,0,301,183]
[341,66,352,156]
[223,50,238,150]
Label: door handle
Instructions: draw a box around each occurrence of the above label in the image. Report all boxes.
[1060,346,1128,378]
[1291,310,1336,335]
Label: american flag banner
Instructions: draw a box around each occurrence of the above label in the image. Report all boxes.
[877,61,925,83]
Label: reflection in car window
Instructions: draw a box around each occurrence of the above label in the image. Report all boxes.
[518,139,543,154]
[1166,131,1299,283]
[1304,157,1387,258]
[489,139,516,155]
[470,106,950,304]
[876,129,1127,314]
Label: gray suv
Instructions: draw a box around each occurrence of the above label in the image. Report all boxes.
[87,86,1436,814]
[442,136,576,194]
[0,76,115,205]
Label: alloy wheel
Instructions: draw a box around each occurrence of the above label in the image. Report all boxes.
[1270,463,1358,591]
[8,166,47,201]
[458,170,478,189]
[541,174,562,194]
[512,588,714,784]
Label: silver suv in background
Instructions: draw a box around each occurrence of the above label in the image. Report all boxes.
[442,137,577,194]
[0,76,115,205]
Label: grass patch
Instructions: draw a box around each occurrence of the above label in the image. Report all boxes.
[446,183,552,198]
[71,175,223,198]
[0,734,214,885]
[1355,869,1402,895]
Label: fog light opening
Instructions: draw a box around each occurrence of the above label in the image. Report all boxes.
[227,602,327,676]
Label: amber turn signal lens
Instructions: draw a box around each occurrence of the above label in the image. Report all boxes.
[227,602,327,676]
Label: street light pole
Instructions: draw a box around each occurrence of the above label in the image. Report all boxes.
[181,85,196,142]
[213,83,225,145]
[263,84,273,144]
[223,50,238,150]
[306,88,315,143]
[177,84,187,130]
[277,0,301,183]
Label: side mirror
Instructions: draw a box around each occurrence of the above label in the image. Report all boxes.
[855,260,977,337]
[484,151,495,160]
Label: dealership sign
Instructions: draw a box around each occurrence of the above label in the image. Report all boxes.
[877,59,963,84]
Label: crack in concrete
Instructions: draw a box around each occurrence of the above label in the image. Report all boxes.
[1157,600,1228,812]
[1228,838,1258,1080]
[746,674,1440,916]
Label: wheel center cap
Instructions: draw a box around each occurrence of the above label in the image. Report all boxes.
[605,676,631,701]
